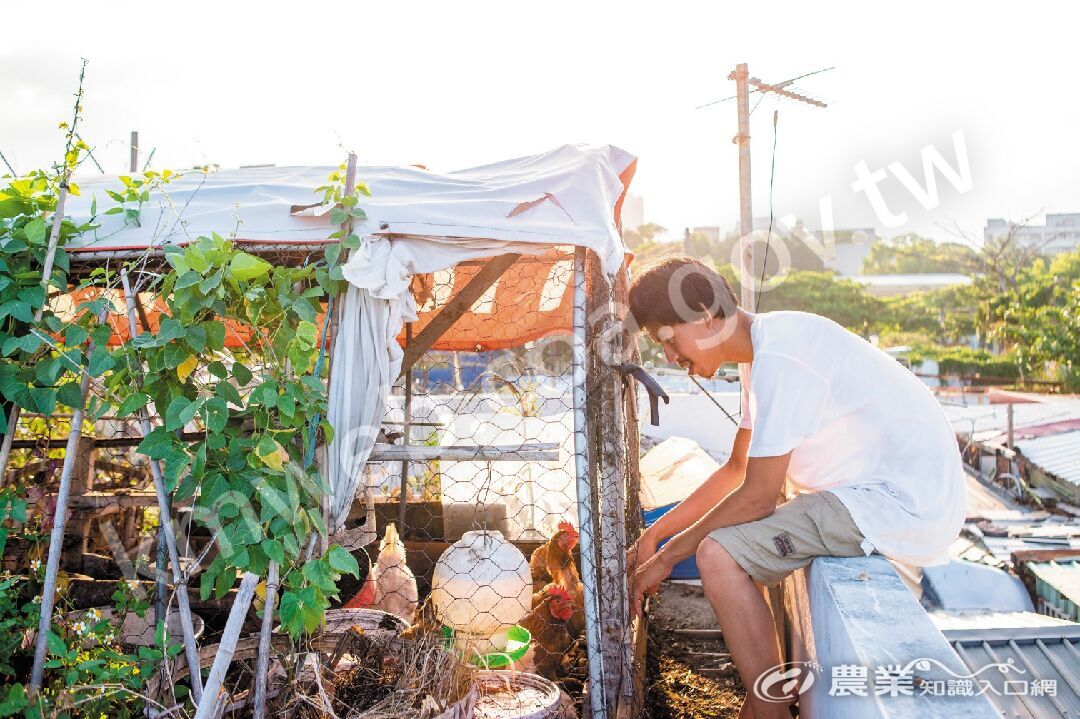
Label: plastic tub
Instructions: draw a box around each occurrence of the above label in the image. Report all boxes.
[642,503,700,580]
[474,670,561,719]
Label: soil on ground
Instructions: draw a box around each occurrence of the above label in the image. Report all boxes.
[642,581,745,719]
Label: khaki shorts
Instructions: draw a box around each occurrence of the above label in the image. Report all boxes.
[706,491,868,587]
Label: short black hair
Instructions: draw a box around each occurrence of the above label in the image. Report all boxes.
[629,256,739,330]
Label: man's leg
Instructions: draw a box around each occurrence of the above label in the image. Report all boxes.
[697,537,792,719]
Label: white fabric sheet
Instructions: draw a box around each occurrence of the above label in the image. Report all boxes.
[65,144,634,278]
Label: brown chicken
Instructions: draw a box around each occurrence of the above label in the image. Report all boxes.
[529,520,580,589]
[519,584,577,680]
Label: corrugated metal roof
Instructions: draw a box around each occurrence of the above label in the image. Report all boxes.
[943,400,1080,443]
[1028,560,1080,610]
[1016,430,1080,487]
[944,624,1080,718]
[930,610,1076,632]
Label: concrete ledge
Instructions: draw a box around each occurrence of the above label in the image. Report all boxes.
[784,556,998,718]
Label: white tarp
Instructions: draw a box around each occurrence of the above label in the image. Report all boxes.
[66,144,636,545]
[64,144,634,278]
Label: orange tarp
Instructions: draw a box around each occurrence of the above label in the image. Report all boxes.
[55,250,576,353]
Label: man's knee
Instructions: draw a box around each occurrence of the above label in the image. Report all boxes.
[696,536,746,579]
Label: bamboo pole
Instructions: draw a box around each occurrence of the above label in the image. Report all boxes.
[251,560,278,719]
[28,307,105,690]
[193,572,259,719]
[120,270,204,702]
[322,151,357,550]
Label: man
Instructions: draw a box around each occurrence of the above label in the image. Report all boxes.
[626,257,965,719]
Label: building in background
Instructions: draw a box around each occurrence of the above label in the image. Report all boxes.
[692,221,878,276]
[985,213,1080,255]
[621,193,644,230]
[821,228,879,276]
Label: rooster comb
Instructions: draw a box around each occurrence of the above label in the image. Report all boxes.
[547,585,573,602]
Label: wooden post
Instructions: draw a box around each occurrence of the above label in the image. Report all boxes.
[120,270,204,701]
[732,62,755,310]
[251,560,278,719]
[573,247,607,719]
[399,323,412,533]
[193,572,259,719]
[29,308,107,690]
[591,263,633,718]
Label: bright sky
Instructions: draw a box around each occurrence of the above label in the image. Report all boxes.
[4,2,1079,246]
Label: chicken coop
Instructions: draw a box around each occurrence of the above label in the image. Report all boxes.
[2,145,648,718]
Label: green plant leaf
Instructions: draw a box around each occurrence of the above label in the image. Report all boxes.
[158,318,186,342]
[64,324,89,346]
[327,545,359,577]
[45,629,66,656]
[205,321,226,351]
[262,538,285,565]
[23,218,47,245]
[228,252,272,282]
[163,342,191,370]
[165,395,202,431]
[117,392,150,417]
[215,380,244,407]
[232,362,253,386]
[87,347,116,376]
[204,396,228,433]
[0,300,32,323]
[185,324,207,352]
[174,271,202,290]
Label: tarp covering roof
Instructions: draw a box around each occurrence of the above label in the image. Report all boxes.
[64,144,636,275]
[61,144,637,352]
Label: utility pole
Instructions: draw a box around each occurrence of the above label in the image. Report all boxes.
[129,131,138,173]
[732,64,754,310]
[720,64,830,311]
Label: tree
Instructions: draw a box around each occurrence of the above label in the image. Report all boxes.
[623,222,666,251]
[752,270,884,334]
[861,234,975,274]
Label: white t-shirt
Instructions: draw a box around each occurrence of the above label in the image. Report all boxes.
[737,311,966,566]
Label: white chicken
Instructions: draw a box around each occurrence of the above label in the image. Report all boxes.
[370,523,418,624]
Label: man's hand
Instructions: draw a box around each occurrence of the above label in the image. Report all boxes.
[630,548,673,620]
[626,530,659,578]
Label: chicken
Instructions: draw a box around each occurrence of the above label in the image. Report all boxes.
[529,520,580,589]
[519,584,576,680]
[342,547,377,609]
[369,523,418,624]
[532,580,584,640]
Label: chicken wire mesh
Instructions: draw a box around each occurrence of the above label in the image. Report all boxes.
[1,244,637,715]
[333,252,601,700]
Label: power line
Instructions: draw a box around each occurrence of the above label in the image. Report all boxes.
[756,109,780,312]
[694,65,834,110]
[726,63,829,311]
[0,148,16,176]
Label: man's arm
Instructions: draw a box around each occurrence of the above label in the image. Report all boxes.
[641,427,751,547]
[653,450,791,567]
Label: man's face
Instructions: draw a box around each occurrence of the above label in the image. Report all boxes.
[647,318,723,378]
